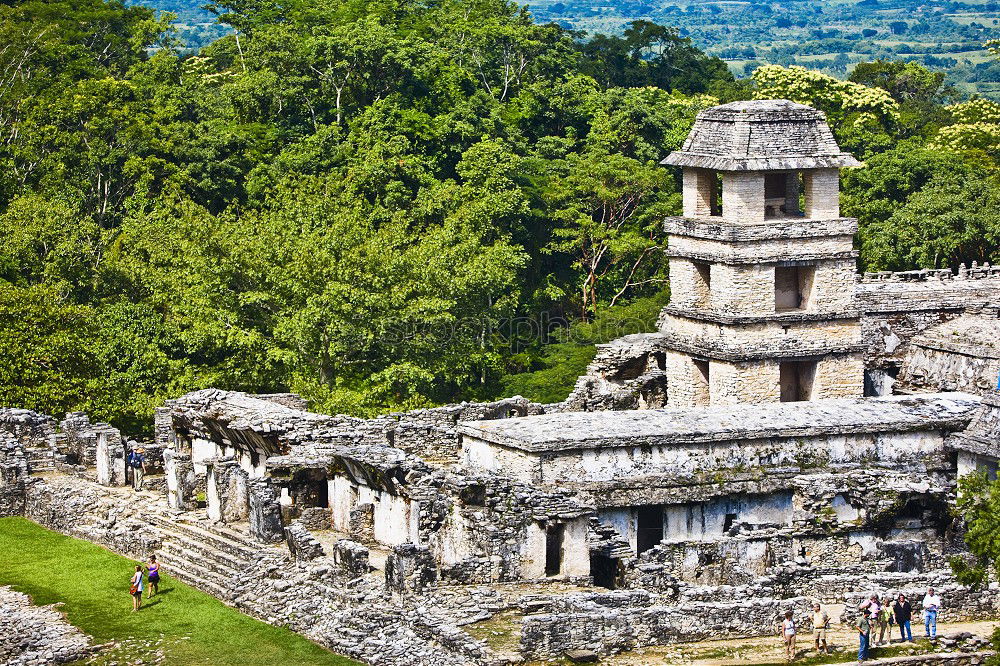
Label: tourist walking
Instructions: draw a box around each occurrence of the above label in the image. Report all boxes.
[923,587,941,638]
[812,602,830,654]
[857,608,872,662]
[894,593,914,642]
[876,597,892,645]
[780,610,797,661]
[127,447,146,491]
[146,555,160,598]
[130,565,144,612]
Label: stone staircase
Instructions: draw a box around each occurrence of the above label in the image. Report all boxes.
[146,513,278,603]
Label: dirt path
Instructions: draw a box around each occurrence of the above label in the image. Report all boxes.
[593,620,997,665]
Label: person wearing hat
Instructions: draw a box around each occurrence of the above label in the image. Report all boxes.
[127,446,146,491]
[856,607,872,662]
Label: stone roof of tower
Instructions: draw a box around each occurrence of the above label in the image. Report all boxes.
[661,99,862,171]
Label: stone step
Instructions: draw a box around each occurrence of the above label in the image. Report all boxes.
[157,528,256,568]
[154,556,231,600]
[157,539,245,583]
[148,515,261,559]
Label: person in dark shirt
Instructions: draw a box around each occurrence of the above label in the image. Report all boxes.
[857,608,872,662]
[127,448,146,491]
[893,594,914,642]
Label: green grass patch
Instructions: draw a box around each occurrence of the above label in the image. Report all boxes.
[0,517,358,665]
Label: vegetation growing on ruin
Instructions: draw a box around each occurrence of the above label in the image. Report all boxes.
[0,517,357,665]
[0,0,999,431]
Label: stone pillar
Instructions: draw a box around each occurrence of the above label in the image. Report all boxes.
[722,172,765,224]
[209,458,250,523]
[206,461,222,521]
[803,169,839,219]
[153,407,175,449]
[95,431,127,487]
[784,172,800,216]
[349,503,376,544]
[385,543,437,595]
[163,449,197,510]
[667,259,712,309]
[682,168,716,218]
[248,479,284,543]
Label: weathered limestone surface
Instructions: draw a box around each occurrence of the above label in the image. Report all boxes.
[859,266,1000,376]
[0,432,28,516]
[896,314,1000,395]
[460,393,978,454]
[561,333,669,411]
[0,586,95,666]
[5,101,1000,666]
[520,592,814,658]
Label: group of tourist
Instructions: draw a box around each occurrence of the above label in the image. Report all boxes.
[128,555,161,611]
[778,588,942,662]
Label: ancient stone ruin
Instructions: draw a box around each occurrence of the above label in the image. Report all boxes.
[3,100,1000,665]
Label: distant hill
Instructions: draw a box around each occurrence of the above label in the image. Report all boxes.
[134,0,1000,95]
[530,0,1000,97]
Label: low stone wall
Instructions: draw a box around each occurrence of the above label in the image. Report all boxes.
[519,592,814,658]
[0,585,95,665]
[841,585,1000,623]
[868,652,993,665]
[1,433,28,517]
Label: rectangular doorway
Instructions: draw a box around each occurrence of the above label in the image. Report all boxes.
[636,505,664,555]
[545,523,564,576]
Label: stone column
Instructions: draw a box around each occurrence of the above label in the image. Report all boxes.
[722,172,765,224]
[95,431,127,487]
[682,168,716,218]
[803,169,839,219]
[163,449,197,510]
[784,172,801,216]
[248,479,284,543]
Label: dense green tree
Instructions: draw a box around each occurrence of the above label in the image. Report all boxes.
[752,64,899,156]
[4,0,996,432]
[577,20,734,93]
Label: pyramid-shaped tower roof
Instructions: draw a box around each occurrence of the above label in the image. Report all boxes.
[661,99,862,172]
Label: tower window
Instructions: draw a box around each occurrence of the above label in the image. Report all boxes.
[692,261,711,308]
[764,173,787,218]
[774,265,815,311]
[780,361,817,402]
[693,359,711,406]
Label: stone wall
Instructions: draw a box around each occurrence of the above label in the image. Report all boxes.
[841,584,1000,623]
[519,590,813,658]
[561,333,668,412]
[858,266,1000,375]
[0,586,95,665]
[895,315,1000,396]
[16,475,490,666]
[0,433,28,517]
[803,168,839,218]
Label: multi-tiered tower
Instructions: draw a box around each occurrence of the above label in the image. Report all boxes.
[660,100,865,406]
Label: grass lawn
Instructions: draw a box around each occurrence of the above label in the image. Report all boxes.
[0,517,359,665]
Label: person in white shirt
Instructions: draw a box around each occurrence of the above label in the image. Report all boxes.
[779,610,797,661]
[923,587,941,637]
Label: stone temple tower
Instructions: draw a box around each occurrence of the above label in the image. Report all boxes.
[660,99,865,406]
